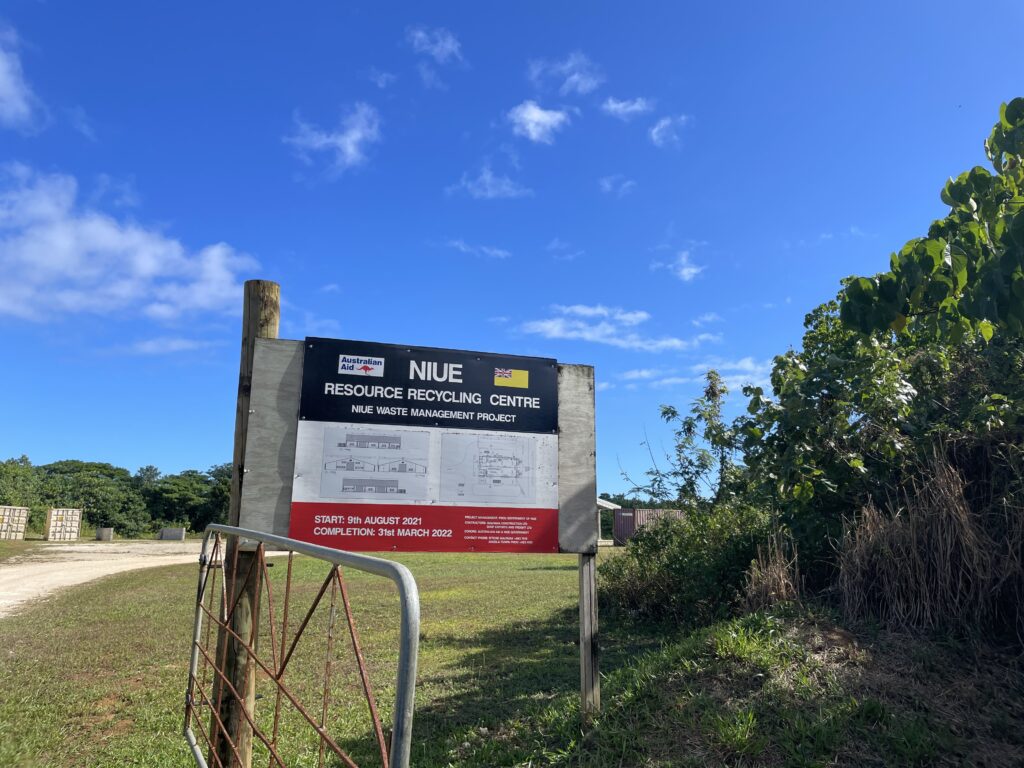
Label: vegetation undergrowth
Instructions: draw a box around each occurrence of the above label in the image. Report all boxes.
[489,606,1024,768]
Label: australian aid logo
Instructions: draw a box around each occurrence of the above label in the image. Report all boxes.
[338,354,385,377]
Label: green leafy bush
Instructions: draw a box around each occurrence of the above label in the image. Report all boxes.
[599,503,770,625]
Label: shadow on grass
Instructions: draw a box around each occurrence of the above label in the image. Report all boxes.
[334,605,666,767]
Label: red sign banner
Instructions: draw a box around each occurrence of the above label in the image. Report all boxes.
[289,503,559,553]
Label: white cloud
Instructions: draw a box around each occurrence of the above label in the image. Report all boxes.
[508,100,570,144]
[692,312,722,327]
[406,26,463,64]
[321,283,340,293]
[649,115,690,147]
[284,102,381,173]
[66,106,96,141]
[620,368,665,380]
[283,309,342,338]
[367,68,397,88]
[447,164,533,200]
[595,381,614,392]
[446,238,511,259]
[601,97,653,120]
[528,51,603,95]
[0,164,257,322]
[553,304,650,325]
[598,174,637,197]
[651,250,704,282]
[522,304,719,353]
[417,62,446,90]
[686,357,773,391]
[128,337,216,355]
[0,26,43,132]
[546,238,584,261]
[91,174,140,208]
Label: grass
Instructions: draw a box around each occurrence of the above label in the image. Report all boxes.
[0,551,1021,767]
[0,538,38,563]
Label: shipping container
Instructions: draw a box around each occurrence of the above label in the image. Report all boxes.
[612,508,684,545]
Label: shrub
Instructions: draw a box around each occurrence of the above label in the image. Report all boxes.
[599,503,770,625]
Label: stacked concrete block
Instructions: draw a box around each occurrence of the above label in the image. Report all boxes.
[0,506,29,540]
[44,508,82,541]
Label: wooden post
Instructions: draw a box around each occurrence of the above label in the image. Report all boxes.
[579,551,600,720]
[211,280,280,768]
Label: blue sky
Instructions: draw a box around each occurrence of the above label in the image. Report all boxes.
[1,2,1021,493]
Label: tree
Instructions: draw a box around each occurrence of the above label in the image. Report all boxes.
[632,370,741,506]
[37,460,149,536]
[0,456,40,508]
[841,97,1024,341]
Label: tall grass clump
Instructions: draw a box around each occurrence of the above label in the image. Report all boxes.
[839,449,1024,643]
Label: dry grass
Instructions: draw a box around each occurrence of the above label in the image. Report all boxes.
[743,530,800,612]
[839,450,1024,642]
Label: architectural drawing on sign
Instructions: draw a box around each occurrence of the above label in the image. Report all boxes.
[341,478,406,494]
[325,457,376,472]
[341,434,401,449]
[440,433,536,503]
[320,425,430,502]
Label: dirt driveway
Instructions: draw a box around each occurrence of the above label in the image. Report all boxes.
[0,540,203,618]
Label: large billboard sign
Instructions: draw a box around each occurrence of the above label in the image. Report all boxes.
[288,338,560,553]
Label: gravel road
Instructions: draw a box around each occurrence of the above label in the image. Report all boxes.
[0,540,203,618]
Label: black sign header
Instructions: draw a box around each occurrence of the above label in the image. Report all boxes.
[299,338,558,434]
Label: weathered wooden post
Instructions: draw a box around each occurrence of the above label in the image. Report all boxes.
[211,279,279,767]
[579,551,600,719]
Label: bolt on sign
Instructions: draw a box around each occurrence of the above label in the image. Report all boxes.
[290,338,561,553]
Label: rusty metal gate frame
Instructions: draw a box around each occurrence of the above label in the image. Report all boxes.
[184,524,420,768]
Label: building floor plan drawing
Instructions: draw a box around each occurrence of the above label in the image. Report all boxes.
[439,433,536,503]
[319,426,431,501]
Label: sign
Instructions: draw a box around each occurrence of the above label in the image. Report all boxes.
[289,338,560,552]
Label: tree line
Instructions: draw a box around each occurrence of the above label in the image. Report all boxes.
[604,98,1024,645]
[0,457,230,537]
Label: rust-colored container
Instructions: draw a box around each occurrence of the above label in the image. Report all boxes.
[612,508,684,545]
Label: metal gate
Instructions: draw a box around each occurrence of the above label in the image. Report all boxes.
[184,524,420,768]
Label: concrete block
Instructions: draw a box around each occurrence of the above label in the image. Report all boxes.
[96,527,114,541]
[158,527,187,541]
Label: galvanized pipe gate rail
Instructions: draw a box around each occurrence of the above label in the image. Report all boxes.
[184,524,420,768]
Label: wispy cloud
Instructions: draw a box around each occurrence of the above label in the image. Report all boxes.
[649,115,690,147]
[321,283,341,293]
[66,106,96,141]
[284,102,381,173]
[0,163,257,322]
[598,174,636,198]
[405,26,463,64]
[692,312,722,328]
[686,357,773,390]
[0,25,44,132]
[446,238,511,259]
[447,164,533,200]
[522,304,719,353]
[417,62,446,90]
[528,51,603,95]
[601,97,653,120]
[651,250,704,282]
[91,174,140,208]
[367,68,397,88]
[128,337,217,355]
[508,100,570,144]
[620,368,666,380]
[595,381,614,392]
[546,238,584,261]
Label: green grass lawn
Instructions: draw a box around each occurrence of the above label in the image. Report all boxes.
[0,539,38,563]
[1,551,1020,767]
[0,550,661,767]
